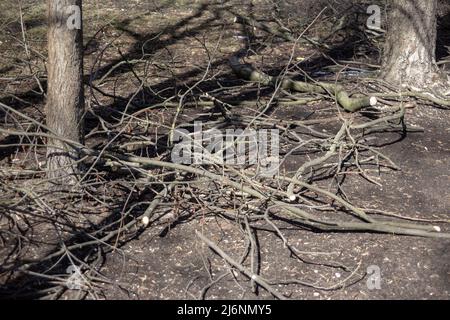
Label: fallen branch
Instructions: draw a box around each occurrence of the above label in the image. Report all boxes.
[196,230,286,299]
[229,57,377,112]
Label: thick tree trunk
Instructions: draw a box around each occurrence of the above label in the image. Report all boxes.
[381,0,447,92]
[46,0,84,186]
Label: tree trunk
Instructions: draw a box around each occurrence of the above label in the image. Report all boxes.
[46,0,84,186]
[381,0,448,92]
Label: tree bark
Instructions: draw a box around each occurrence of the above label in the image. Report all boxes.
[46,0,84,186]
[381,0,448,92]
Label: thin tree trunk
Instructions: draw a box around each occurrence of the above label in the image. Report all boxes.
[46,0,84,186]
[381,0,447,92]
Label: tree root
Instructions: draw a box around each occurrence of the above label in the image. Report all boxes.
[373,90,450,108]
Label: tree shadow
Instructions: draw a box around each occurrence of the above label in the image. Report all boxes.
[436,11,450,61]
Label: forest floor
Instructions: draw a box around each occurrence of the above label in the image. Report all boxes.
[0,0,449,299]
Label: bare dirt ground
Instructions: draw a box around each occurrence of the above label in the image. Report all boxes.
[0,0,449,299]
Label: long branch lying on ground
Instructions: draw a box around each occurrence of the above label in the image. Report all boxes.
[229,56,378,112]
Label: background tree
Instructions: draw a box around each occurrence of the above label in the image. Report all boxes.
[46,0,84,185]
[381,0,449,94]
